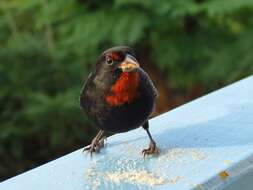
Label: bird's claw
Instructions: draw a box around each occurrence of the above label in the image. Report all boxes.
[142,141,159,158]
[83,138,105,156]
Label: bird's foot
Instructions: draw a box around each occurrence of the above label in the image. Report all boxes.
[83,137,105,156]
[142,141,159,158]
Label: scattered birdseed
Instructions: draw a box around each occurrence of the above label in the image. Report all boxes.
[103,170,167,185]
[84,156,182,190]
[84,145,206,189]
[157,146,206,164]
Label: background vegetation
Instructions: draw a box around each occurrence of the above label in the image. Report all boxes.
[1,0,253,181]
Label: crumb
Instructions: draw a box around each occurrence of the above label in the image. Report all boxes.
[223,160,232,165]
[167,176,182,184]
[219,171,229,180]
[191,150,206,160]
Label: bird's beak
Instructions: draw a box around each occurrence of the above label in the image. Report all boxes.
[118,54,140,72]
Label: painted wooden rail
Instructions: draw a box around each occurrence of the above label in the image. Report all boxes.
[1,76,253,190]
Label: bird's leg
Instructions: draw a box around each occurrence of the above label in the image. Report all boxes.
[83,130,105,155]
[142,121,159,157]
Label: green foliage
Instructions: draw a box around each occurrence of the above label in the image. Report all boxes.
[0,0,253,179]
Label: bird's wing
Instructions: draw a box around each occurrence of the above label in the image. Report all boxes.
[79,72,92,109]
[139,68,158,98]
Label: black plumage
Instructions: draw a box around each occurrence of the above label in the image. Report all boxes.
[80,46,159,156]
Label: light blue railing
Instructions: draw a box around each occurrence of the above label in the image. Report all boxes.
[1,76,253,190]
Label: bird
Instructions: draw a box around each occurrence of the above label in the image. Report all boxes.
[80,46,159,157]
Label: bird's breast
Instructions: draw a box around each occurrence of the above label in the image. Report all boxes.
[105,72,140,106]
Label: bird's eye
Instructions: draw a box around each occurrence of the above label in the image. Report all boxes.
[106,57,113,65]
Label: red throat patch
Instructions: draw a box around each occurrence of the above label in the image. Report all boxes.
[106,72,140,106]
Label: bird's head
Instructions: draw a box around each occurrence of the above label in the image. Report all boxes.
[96,46,140,74]
[93,46,141,106]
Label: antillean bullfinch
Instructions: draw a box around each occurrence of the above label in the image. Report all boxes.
[80,46,159,157]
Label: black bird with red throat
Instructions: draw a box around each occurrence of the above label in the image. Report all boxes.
[80,46,159,157]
